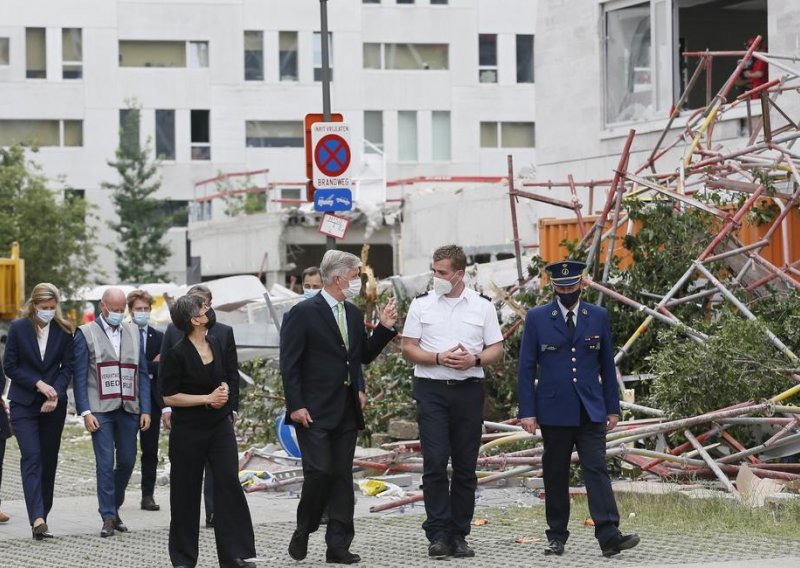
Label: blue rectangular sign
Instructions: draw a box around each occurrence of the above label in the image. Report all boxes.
[313,188,353,212]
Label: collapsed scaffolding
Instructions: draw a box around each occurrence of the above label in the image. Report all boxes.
[360,35,800,511]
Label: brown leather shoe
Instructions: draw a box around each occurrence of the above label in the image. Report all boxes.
[114,516,129,532]
[0,511,9,523]
[100,518,115,538]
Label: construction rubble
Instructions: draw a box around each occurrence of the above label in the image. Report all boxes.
[239,36,800,512]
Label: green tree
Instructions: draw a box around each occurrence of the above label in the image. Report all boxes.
[102,106,173,283]
[0,145,97,297]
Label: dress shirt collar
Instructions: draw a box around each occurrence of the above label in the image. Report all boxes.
[557,297,581,322]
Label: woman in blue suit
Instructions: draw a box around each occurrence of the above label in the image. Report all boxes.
[3,283,74,540]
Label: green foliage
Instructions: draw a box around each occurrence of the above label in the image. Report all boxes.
[0,145,98,297]
[218,173,267,217]
[235,358,286,448]
[648,311,796,418]
[103,105,175,283]
[360,349,415,444]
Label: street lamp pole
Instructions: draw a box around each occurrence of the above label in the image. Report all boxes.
[320,0,336,250]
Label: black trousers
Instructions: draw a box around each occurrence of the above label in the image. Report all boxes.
[168,417,255,567]
[139,385,162,498]
[0,435,5,509]
[540,407,620,546]
[294,395,357,551]
[413,378,484,543]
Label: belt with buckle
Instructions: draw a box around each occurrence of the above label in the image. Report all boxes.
[416,377,482,386]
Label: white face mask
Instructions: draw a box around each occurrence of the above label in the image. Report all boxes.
[341,277,362,300]
[37,309,56,324]
[303,288,321,299]
[433,273,459,296]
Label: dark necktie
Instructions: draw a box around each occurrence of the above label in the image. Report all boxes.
[567,310,575,332]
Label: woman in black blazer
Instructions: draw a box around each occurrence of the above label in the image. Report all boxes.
[2,283,74,540]
[160,294,256,568]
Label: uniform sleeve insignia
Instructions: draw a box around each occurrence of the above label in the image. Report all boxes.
[581,308,588,316]
[415,291,429,299]
[479,293,492,302]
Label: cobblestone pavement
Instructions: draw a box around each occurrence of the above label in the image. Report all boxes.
[1,425,799,567]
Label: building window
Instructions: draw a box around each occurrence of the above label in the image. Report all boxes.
[119,109,140,153]
[363,43,448,70]
[364,111,383,154]
[156,110,176,160]
[516,34,534,83]
[0,38,10,66]
[480,121,535,148]
[397,0,414,4]
[432,111,451,161]
[118,40,208,68]
[62,28,83,79]
[64,188,85,201]
[0,119,83,147]
[245,121,304,148]
[478,34,497,83]
[188,41,209,68]
[313,32,333,81]
[244,31,263,81]
[398,111,418,161]
[363,0,380,3]
[191,110,211,160]
[26,28,46,78]
[279,31,298,81]
[604,2,653,123]
[431,0,448,4]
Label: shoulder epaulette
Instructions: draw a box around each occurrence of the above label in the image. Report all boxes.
[479,293,492,302]
[415,291,430,299]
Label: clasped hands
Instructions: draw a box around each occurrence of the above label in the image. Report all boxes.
[436,344,477,371]
[206,383,229,409]
[36,380,58,414]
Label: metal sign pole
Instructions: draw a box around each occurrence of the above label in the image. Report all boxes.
[320,0,336,251]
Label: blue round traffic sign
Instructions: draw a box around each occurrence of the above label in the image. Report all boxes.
[314,134,351,177]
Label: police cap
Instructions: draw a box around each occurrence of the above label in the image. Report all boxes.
[545,260,586,287]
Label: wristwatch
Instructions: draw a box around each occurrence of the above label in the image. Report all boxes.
[474,355,482,367]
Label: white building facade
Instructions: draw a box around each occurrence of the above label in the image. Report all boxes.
[0,0,537,285]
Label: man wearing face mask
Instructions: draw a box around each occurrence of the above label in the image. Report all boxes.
[517,260,639,558]
[159,284,239,529]
[126,290,165,512]
[401,244,504,560]
[281,250,398,565]
[301,266,323,299]
[73,287,151,538]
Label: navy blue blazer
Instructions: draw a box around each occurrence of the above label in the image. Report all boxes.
[2,318,74,407]
[517,299,620,426]
[280,292,396,430]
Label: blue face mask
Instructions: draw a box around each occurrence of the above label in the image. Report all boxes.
[105,311,124,327]
[303,288,321,299]
[132,312,150,327]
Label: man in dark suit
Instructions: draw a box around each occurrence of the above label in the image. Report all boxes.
[159,284,240,528]
[517,260,639,558]
[281,250,397,565]
[128,290,166,512]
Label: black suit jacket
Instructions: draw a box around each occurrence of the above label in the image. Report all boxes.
[159,334,230,424]
[141,325,164,407]
[159,321,240,412]
[280,292,396,430]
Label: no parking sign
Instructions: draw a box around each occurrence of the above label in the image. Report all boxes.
[311,122,351,189]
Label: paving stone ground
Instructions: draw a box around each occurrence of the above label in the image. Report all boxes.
[1,423,799,568]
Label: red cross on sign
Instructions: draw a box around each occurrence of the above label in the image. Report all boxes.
[311,122,352,189]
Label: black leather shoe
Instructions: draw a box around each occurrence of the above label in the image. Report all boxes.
[601,533,640,557]
[288,530,309,561]
[427,539,452,559]
[205,513,215,528]
[326,548,361,564]
[141,495,160,511]
[100,518,115,538]
[544,539,565,556]
[114,516,129,532]
[32,522,54,540]
[220,559,256,568]
[451,536,475,558]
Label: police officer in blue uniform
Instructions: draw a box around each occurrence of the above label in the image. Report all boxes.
[402,245,504,560]
[517,260,640,557]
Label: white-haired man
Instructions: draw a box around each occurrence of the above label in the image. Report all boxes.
[281,250,398,565]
